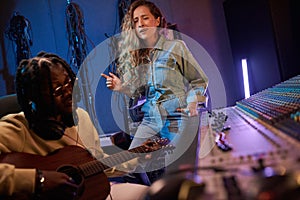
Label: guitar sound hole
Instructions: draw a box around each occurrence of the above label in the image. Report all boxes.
[57,165,83,186]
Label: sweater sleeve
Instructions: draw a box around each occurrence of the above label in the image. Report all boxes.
[0,164,35,196]
[0,113,37,196]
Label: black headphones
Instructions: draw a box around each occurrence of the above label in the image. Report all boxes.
[29,100,67,140]
[32,119,66,140]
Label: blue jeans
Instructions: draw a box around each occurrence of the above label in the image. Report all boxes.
[129,92,188,148]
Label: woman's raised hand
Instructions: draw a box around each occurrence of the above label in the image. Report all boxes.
[101,72,122,91]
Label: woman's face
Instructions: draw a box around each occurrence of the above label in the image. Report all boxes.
[133,5,160,42]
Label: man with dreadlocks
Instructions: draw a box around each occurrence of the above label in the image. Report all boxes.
[0,52,150,199]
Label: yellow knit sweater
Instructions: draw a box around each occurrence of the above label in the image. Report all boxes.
[0,108,137,196]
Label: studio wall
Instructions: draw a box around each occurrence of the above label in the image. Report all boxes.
[3,0,296,134]
[224,0,300,97]
[0,0,238,134]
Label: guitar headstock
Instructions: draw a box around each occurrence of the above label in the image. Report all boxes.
[129,138,175,154]
[157,139,176,155]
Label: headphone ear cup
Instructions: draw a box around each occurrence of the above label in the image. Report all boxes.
[73,78,81,104]
[29,101,37,114]
[33,119,66,140]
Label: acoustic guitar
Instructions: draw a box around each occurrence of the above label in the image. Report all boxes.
[0,138,173,200]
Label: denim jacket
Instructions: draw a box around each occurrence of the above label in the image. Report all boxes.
[121,35,208,107]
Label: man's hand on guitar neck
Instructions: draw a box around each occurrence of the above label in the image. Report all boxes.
[38,170,80,199]
[142,138,171,153]
[142,139,158,160]
[140,138,171,160]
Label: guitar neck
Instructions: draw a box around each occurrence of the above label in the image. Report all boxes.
[78,146,147,177]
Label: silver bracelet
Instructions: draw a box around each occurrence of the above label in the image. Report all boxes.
[35,169,45,196]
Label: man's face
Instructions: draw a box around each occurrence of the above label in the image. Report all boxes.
[40,61,73,116]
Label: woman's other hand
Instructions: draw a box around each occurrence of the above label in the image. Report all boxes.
[176,102,198,117]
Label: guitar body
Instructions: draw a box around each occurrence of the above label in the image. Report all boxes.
[0,145,110,200]
[0,139,173,200]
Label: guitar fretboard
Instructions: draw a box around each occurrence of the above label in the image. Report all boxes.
[78,145,148,177]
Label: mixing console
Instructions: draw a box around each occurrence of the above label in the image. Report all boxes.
[197,107,300,200]
[147,104,300,199]
[148,75,300,200]
[194,75,300,200]
[236,75,300,140]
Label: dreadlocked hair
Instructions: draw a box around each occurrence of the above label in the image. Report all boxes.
[15,51,76,129]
